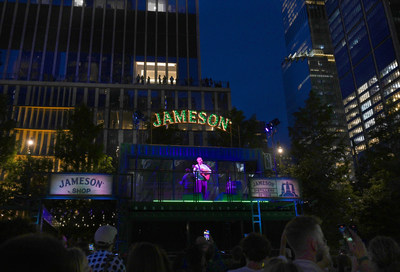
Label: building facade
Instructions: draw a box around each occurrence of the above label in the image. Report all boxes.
[325,0,400,153]
[0,0,231,158]
[281,0,347,133]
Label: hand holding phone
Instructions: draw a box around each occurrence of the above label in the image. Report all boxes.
[204,229,210,241]
[338,224,353,242]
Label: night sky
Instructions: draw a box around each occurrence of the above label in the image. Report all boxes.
[199,0,290,148]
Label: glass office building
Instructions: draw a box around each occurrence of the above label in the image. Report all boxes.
[281,0,347,133]
[0,0,231,158]
[326,0,400,153]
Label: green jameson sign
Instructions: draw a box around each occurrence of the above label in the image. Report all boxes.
[153,110,232,132]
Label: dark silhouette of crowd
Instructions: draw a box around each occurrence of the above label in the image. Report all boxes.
[1,215,400,272]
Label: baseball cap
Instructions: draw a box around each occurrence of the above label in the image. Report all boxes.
[94,225,117,246]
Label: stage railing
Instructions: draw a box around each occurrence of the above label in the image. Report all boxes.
[118,169,266,202]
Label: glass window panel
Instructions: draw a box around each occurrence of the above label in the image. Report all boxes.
[190,91,201,110]
[367,2,390,48]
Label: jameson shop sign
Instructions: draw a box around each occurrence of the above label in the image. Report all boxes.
[153,110,232,132]
[49,174,113,196]
[250,178,300,199]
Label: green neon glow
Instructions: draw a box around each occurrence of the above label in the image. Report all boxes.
[152,110,231,132]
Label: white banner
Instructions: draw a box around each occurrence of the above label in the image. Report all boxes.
[49,174,113,196]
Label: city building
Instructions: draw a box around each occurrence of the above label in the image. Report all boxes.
[325,0,400,153]
[280,0,347,134]
[0,0,231,160]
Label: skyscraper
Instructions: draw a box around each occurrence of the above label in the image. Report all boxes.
[281,0,347,133]
[325,0,400,153]
[0,0,231,159]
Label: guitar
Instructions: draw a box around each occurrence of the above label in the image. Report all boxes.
[192,164,211,181]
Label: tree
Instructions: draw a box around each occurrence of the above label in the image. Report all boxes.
[0,156,53,218]
[355,99,400,240]
[0,94,17,169]
[55,105,114,173]
[289,90,355,242]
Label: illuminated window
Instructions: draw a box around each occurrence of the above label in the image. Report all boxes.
[348,117,361,130]
[355,144,366,153]
[349,126,363,138]
[362,109,373,120]
[346,109,359,121]
[148,0,166,12]
[354,135,365,144]
[359,91,370,103]
[380,60,398,78]
[345,101,357,113]
[393,93,400,102]
[383,79,400,97]
[370,85,380,95]
[343,93,356,105]
[382,70,400,86]
[136,62,177,84]
[361,100,372,112]
[374,103,383,113]
[74,0,83,6]
[369,137,379,145]
[357,83,368,95]
[372,94,381,104]
[365,118,375,129]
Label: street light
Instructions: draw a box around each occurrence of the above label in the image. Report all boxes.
[277,146,283,154]
[27,138,34,155]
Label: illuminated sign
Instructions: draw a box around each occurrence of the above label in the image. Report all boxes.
[250,178,300,199]
[152,110,232,131]
[49,173,113,196]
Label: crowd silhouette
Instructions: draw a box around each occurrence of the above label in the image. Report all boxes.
[1,215,399,272]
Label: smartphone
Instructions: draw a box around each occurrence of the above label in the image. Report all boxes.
[338,224,353,242]
[204,229,210,241]
[88,243,94,251]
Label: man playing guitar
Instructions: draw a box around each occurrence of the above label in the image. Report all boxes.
[192,157,212,199]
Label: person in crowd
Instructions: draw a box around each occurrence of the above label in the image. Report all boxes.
[195,236,226,272]
[136,74,140,84]
[87,225,126,272]
[192,157,212,199]
[0,232,71,272]
[67,247,92,272]
[227,245,246,270]
[368,235,400,272]
[126,242,172,272]
[170,76,174,84]
[228,232,271,272]
[266,261,303,272]
[348,231,400,272]
[147,76,151,84]
[174,243,206,272]
[163,75,167,84]
[281,215,331,272]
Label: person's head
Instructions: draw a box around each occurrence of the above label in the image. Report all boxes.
[266,261,303,272]
[368,236,400,272]
[0,233,70,272]
[240,233,271,263]
[231,245,244,262]
[196,157,203,165]
[127,242,171,272]
[284,215,328,262]
[94,225,118,251]
[67,247,91,272]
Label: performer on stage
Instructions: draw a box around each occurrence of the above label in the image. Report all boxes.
[192,157,212,199]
